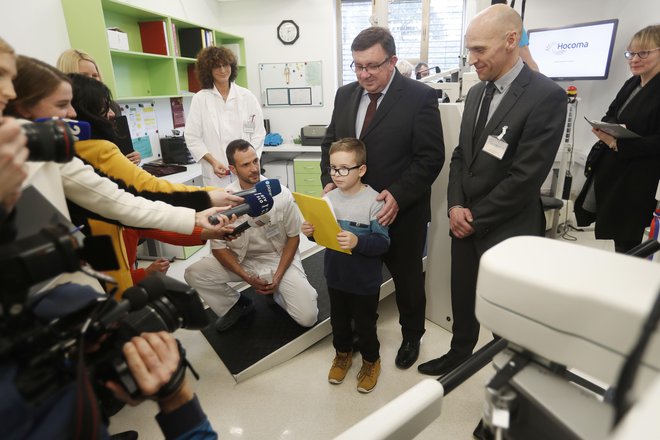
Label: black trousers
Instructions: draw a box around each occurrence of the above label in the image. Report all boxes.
[449,235,482,358]
[615,239,641,254]
[383,201,429,342]
[328,287,380,362]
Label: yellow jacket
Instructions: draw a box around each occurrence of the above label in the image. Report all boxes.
[75,139,214,296]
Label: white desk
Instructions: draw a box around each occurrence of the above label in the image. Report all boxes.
[158,162,202,185]
[263,143,321,154]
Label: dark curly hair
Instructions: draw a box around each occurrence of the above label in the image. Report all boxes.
[195,46,238,89]
[68,73,120,144]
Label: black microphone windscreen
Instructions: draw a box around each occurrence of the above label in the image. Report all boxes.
[208,192,274,225]
[121,286,149,310]
[233,179,282,198]
[137,274,167,300]
[259,179,281,197]
[244,192,274,216]
[81,235,119,270]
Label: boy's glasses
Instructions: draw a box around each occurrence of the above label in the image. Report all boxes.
[328,165,361,176]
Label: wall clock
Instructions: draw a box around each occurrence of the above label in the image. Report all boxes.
[277,20,299,45]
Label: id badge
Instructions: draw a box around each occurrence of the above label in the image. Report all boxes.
[482,126,509,160]
[243,118,255,134]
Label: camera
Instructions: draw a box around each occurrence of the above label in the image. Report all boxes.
[21,119,77,163]
[0,223,209,407]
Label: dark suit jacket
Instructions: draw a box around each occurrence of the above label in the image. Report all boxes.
[592,74,660,242]
[321,70,445,219]
[447,64,566,253]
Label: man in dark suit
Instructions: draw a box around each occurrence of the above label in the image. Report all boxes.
[417,4,567,376]
[321,27,445,369]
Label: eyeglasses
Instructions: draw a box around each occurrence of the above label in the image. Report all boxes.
[350,57,391,74]
[328,165,361,176]
[624,48,660,60]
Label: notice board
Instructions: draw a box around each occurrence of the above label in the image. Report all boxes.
[259,61,323,107]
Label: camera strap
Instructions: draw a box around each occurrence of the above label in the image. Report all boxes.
[157,340,199,399]
[72,338,104,440]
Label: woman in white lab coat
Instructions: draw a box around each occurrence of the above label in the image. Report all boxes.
[185,46,265,187]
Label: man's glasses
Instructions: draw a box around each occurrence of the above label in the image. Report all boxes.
[350,57,391,74]
[328,165,361,176]
[624,48,660,60]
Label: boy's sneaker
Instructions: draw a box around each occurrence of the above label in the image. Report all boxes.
[328,351,353,384]
[357,358,381,393]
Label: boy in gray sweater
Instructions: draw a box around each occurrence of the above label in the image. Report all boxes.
[302,138,389,393]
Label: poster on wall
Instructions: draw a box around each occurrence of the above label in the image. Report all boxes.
[259,61,323,107]
[119,101,160,159]
[170,97,185,128]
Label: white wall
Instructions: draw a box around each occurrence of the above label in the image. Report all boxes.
[215,0,338,142]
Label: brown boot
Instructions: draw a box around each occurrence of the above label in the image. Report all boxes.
[328,351,353,384]
[357,358,381,393]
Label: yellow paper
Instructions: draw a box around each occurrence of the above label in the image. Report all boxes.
[293,192,351,254]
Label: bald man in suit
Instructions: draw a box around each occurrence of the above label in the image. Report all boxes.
[418,4,567,376]
[321,26,445,369]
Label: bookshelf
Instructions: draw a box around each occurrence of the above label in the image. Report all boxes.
[60,0,247,101]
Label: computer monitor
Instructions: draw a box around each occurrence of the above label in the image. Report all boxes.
[528,19,619,81]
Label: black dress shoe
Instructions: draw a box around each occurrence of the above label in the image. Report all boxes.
[395,340,420,369]
[417,353,469,376]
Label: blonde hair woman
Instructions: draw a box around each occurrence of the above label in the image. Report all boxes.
[56,48,140,164]
[56,48,102,81]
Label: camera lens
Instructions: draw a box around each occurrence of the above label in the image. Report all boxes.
[23,120,76,162]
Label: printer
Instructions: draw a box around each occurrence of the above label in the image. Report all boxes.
[300,125,327,146]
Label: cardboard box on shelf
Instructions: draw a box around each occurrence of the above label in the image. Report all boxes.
[107,27,129,50]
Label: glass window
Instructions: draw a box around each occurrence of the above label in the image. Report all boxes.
[340,0,372,85]
[339,0,465,85]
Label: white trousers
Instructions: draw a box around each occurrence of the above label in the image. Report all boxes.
[184,252,318,327]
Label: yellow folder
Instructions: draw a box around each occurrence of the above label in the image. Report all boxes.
[293,192,351,254]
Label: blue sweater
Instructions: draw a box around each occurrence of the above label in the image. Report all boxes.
[323,185,390,295]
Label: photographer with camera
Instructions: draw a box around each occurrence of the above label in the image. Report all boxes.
[2,279,218,440]
[107,331,216,440]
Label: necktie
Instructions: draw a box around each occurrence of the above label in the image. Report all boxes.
[360,92,382,137]
[473,82,496,144]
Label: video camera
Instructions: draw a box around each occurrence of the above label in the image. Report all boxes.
[19,117,91,163]
[0,222,209,408]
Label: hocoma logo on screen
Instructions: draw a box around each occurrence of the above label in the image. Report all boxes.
[546,41,589,55]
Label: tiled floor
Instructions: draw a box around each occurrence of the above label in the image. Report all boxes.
[110,229,617,439]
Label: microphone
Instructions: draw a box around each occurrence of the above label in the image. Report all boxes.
[233,179,282,198]
[208,191,274,225]
[227,213,271,238]
[96,286,149,329]
[34,117,92,141]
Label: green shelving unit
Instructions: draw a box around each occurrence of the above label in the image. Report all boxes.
[60,0,247,101]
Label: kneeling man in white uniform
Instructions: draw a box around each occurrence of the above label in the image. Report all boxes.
[185,139,318,332]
